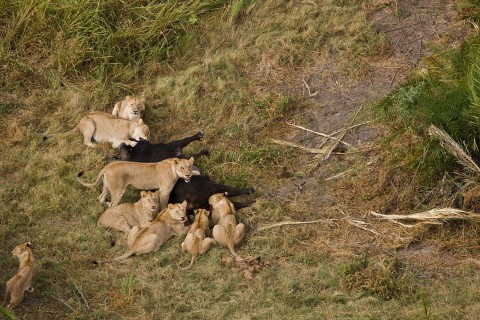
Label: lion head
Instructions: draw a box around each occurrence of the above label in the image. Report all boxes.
[167,201,188,222]
[174,157,194,182]
[140,190,161,213]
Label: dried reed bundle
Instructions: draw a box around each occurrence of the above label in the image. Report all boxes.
[428,124,480,174]
[370,208,480,224]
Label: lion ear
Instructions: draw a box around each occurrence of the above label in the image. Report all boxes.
[168,203,174,209]
[138,119,144,124]
[126,95,132,100]
[140,191,147,198]
[182,200,187,206]
[173,159,179,164]
[140,97,146,103]
[26,242,32,248]
[189,157,194,164]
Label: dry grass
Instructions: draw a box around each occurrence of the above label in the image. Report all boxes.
[1,0,480,319]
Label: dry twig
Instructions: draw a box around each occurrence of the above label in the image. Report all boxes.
[257,219,338,231]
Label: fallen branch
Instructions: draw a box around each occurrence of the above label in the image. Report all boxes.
[285,122,352,148]
[303,79,319,97]
[257,219,338,231]
[309,105,364,172]
[370,208,480,225]
[271,139,324,154]
[345,218,380,235]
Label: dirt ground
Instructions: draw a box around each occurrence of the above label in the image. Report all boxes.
[257,0,477,277]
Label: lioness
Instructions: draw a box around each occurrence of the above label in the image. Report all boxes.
[181,209,216,269]
[209,193,245,261]
[3,242,36,310]
[113,201,189,261]
[43,111,149,148]
[97,190,160,233]
[112,96,146,121]
[77,157,194,208]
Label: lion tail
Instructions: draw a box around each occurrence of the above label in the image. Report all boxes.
[43,126,78,141]
[77,166,108,188]
[113,250,135,262]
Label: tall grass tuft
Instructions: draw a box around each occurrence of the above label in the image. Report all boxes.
[0,0,231,95]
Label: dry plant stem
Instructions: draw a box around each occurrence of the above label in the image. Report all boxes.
[370,208,480,226]
[344,218,380,235]
[271,139,324,153]
[309,105,364,173]
[285,122,353,148]
[428,125,480,174]
[73,282,90,311]
[302,79,319,97]
[325,168,355,181]
[51,295,74,311]
[257,219,338,231]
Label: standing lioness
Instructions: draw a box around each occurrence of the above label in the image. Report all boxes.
[77,157,194,208]
[3,242,36,310]
[43,111,149,148]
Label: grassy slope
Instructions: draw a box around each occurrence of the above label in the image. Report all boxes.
[1,1,479,319]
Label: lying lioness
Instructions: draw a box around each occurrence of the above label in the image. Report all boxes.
[43,111,149,148]
[181,209,216,269]
[97,190,160,233]
[113,201,190,261]
[77,157,194,208]
[112,96,146,121]
[3,242,36,310]
[209,193,245,261]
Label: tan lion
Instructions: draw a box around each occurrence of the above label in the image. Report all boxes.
[3,242,36,310]
[43,111,149,148]
[209,193,245,261]
[112,96,146,121]
[97,190,161,233]
[112,201,190,262]
[77,157,194,208]
[181,209,216,269]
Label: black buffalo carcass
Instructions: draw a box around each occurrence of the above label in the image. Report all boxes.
[118,131,209,162]
[169,175,256,216]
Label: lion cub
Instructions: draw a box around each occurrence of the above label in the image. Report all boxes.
[181,209,216,269]
[98,190,160,233]
[209,193,245,261]
[113,201,190,261]
[112,95,146,121]
[3,242,36,310]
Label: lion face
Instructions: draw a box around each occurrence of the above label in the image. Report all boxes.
[124,96,146,121]
[140,191,161,213]
[167,201,187,222]
[174,157,194,182]
[131,119,150,141]
[12,242,32,257]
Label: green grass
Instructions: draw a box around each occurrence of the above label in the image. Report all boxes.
[1,0,479,319]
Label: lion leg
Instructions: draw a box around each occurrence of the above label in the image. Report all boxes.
[6,290,23,310]
[182,233,194,252]
[109,187,126,207]
[127,226,141,248]
[159,192,169,210]
[78,117,96,147]
[199,238,216,255]
[234,223,245,245]
[98,179,110,206]
[212,225,227,247]
[98,212,131,233]
[135,234,159,255]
